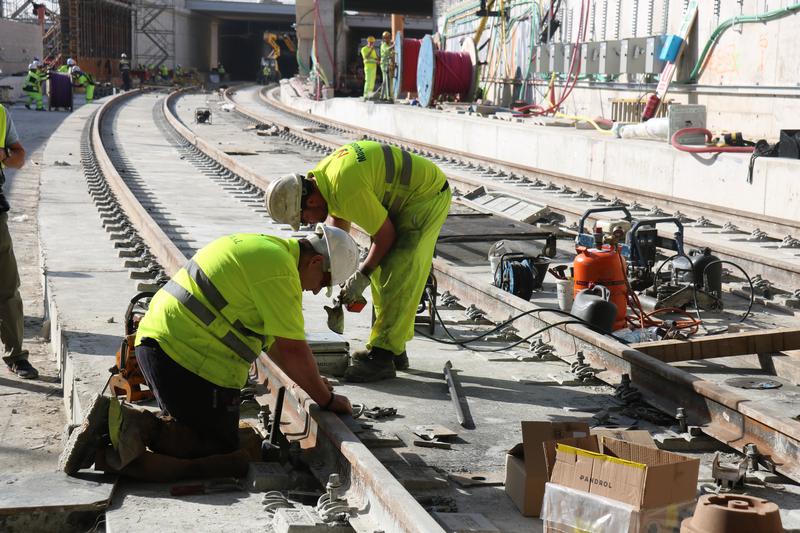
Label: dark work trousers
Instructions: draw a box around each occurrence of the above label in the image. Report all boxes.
[0,211,27,365]
[136,338,240,454]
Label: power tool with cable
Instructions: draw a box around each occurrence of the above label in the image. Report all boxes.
[108,292,155,402]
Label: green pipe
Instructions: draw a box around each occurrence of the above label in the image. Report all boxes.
[687,2,800,83]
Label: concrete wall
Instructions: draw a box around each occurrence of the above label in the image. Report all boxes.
[175,10,211,69]
[0,18,43,75]
[436,0,800,139]
[280,82,800,225]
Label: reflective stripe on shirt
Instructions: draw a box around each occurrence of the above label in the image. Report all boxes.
[161,260,261,363]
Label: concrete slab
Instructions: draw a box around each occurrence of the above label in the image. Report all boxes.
[0,472,115,514]
[105,481,270,533]
[278,83,800,227]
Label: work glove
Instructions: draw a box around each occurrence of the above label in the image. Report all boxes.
[340,271,370,306]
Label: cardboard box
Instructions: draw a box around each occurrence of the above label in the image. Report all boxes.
[504,421,590,517]
[549,436,699,509]
[542,482,696,533]
[591,428,657,448]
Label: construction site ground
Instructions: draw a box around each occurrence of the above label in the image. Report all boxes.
[2,91,800,531]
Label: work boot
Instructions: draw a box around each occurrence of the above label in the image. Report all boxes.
[7,357,38,379]
[343,347,396,382]
[59,394,110,475]
[352,349,409,371]
[394,351,409,371]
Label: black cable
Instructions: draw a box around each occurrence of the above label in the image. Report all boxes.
[702,259,754,322]
[416,318,588,352]
[416,296,624,351]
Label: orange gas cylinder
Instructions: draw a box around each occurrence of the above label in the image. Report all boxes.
[573,245,628,330]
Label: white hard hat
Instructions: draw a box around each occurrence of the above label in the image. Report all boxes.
[66,58,75,66]
[121,53,127,59]
[308,223,359,287]
[30,60,40,69]
[264,173,303,230]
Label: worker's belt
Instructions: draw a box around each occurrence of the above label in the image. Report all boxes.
[161,260,261,363]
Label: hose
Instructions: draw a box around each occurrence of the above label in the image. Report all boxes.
[671,128,755,154]
[686,3,800,83]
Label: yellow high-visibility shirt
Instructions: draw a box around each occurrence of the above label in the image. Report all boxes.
[361,45,378,66]
[310,141,447,235]
[135,234,306,389]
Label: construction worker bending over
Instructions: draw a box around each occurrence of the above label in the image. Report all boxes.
[72,67,95,103]
[379,31,395,101]
[1,104,37,379]
[360,36,378,99]
[159,63,170,81]
[22,61,47,111]
[265,141,452,382]
[59,225,358,481]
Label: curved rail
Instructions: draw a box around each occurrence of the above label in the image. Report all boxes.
[82,88,445,533]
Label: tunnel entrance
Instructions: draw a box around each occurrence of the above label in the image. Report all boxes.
[218,20,296,81]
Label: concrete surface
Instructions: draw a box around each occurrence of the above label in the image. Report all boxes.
[0,19,43,77]
[6,85,799,531]
[279,82,800,226]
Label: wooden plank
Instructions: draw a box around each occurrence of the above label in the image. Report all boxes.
[631,328,800,363]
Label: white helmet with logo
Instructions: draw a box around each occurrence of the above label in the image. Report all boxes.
[264,173,304,230]
[307,223,359,287]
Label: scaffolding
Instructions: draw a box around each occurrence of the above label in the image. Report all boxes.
[133,0,175,68]
[56,0,132,79]
[1,0,61,65]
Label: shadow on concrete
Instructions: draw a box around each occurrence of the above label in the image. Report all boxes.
[363,368,612,412]
[0,375,62,396]
[63,331,121,357]
[45,271,94,279]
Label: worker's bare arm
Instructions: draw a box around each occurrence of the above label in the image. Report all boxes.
[267,337,352,414]
[0,141,25,169]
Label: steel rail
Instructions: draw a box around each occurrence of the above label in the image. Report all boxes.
[127,89,445,533]
[214,87,800,484]
[257,86,800,251]
[225,88,800,292]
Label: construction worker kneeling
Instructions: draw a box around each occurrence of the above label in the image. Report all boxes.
[59,225,358,481]
[265,141,452,382]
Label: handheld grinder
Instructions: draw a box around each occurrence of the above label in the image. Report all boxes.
[325,295,366,334]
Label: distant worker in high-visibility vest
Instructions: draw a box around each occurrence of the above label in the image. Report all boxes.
[159,64,170,81]
[379,31,395,101]
[360,36,378,99]
[59,224,358,480]
[264,141,452,382]
[119,53,132,91]
[22,61,48,111]
[71,67,95,103]
[57,57,76,74]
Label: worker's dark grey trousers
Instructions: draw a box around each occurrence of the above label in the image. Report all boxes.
[136,338,240,455]
[0,212,27,365]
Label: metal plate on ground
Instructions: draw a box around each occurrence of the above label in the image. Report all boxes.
[725,377,783,390]
[0,472,116,515]
[448,471,505,488]
[438,213,551,243]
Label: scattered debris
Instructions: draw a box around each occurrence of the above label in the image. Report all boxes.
[414,425,457,450]
[352,405,397,420]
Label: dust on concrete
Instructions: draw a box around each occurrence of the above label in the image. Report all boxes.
[0,105,71,475]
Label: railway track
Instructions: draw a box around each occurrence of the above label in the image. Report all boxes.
[211,86,800,484]
[88,89,444,532]
[244,85,800,299]
[81,86,800,530]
